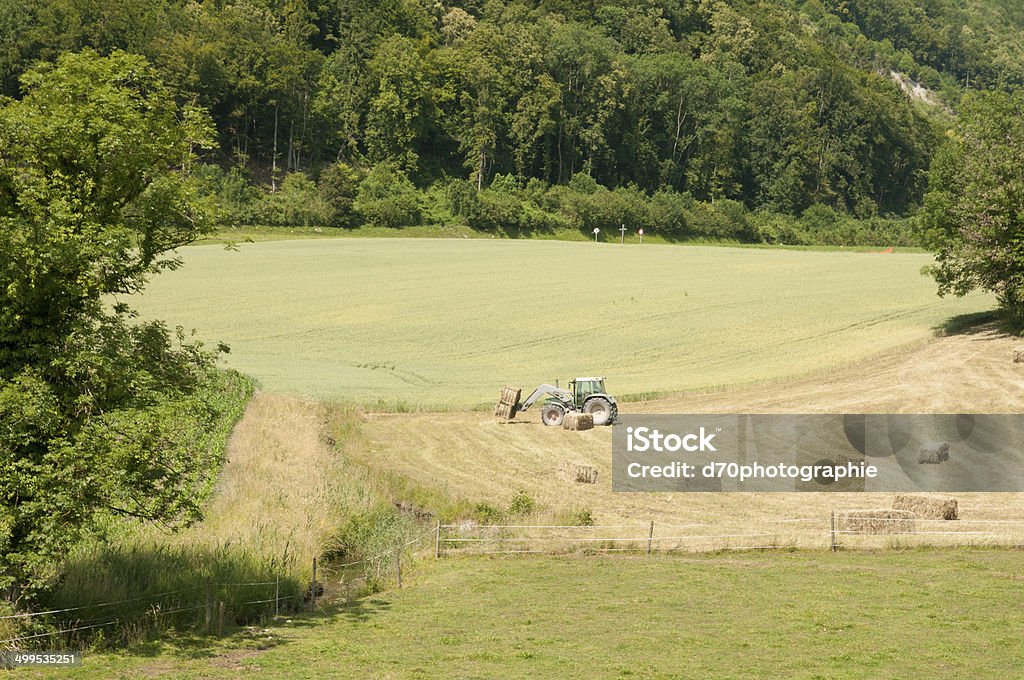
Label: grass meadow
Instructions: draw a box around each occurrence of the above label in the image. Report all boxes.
[130,239,989,409]
[29,549,1024,679]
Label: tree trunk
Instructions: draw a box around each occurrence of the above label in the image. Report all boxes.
[288,120,295,174]
[272,104,279,192]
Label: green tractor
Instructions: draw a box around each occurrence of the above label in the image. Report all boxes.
[516,377,618,427]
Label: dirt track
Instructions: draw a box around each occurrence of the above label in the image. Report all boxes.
[354,325,1024,545]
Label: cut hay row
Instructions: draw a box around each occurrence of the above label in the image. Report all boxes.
[562,412,594,431]
[558,461,599,484]
[893,494,958,520]
[837,510,915,534]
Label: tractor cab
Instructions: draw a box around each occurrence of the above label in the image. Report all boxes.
[569,377,607,407]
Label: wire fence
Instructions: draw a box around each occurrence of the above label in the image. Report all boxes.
[5,516,1022,650]
[436,514,1024,556]
[0,527,438,650]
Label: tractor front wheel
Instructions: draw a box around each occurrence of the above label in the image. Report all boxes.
[540,404,565,427]
[583,397,616,426]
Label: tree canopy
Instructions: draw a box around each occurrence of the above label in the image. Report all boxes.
[0,50,246,594]
[4,0,1023,223]
[922,91,1024,323]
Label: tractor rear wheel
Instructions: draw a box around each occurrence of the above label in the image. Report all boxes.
[583,397,615,426]
[540,404,565,427]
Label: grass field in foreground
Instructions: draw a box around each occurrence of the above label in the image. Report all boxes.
[130,239,989,408]
[39,550,1024,679]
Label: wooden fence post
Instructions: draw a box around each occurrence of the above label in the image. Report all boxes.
[274,576,280,618]
[830,511,837,552]
[434,522,441,559]
[647,521,655,555]
[217,600,225,637]
[395,548,402,588]
[204,577,212,633]
[310,556,317,612]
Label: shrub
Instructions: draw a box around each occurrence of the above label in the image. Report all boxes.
[685,199,754,240]
[473,502,504,524]
[447,179,479,219]
[318,162,362,227]
[649,189,693,237]
[466,190,524,232]
[190,164,261,226]
[507,489,536,517]
[556,507,595,526]
[354,163,423,228]
[263,172,333,227]
[567,172,600,194]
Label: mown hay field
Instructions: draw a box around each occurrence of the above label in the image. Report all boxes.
[131,239,989,409]
[351,328,1024,546]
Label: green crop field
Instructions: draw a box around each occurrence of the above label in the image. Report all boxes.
[130,239,989,409]
[35,550,1024,679]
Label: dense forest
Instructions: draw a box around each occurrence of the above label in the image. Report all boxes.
[2,0,1024,243]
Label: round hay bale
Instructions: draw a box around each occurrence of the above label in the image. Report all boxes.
[892,494,958,520]
[837,509,915,534]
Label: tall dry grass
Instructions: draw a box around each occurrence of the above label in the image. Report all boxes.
[39,393,422,640]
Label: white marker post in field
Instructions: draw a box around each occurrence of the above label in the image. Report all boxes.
[638,228,644,244]
[593,227,600,243]
[620,224,626,244]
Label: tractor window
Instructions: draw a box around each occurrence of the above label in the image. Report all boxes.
[578,381,597,398]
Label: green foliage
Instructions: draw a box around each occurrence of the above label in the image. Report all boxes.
[0,49,214,368]
[507,490,536,517]
[318,161,362,227]
[452,182,525,233]
[684,200,755,241]
[2,0,1009,223]
[263,172,333,227]
[0,50,238,595]
[473,502,505,524]
[335,502,416,563]
[555,507,596,527]
[922,91,1024,324]
[191,164,262,227]
[755,207,918,247]
[354,163,423,228]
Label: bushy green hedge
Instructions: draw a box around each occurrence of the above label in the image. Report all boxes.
[197,163,919,247]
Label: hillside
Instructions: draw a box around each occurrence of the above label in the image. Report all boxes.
[3,0,1024,238]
